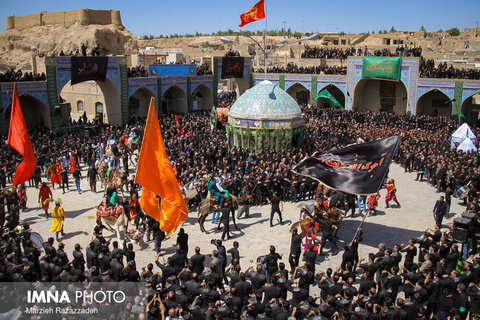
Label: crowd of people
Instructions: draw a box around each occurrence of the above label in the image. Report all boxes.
[128,65,149,78]
[419,58,480,80]
[0,69,46,82]
[0,106,479,319]
[217,91,237,108]
[301,45,423,60]
[256,63,347,75]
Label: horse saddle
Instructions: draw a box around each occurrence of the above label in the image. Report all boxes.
[96,201,123,219]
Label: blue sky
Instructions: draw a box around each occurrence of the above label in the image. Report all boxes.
[0,0,479,36]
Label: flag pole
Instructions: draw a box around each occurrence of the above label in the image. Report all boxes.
[264,0,267,80]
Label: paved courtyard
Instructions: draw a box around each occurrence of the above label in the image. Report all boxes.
[19,162,463,278]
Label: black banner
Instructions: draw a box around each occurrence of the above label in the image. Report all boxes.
[292,136,401,195]
[71,57,108,85]
[221,57,244,79]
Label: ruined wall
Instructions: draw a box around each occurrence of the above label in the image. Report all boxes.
[6,9,123,31]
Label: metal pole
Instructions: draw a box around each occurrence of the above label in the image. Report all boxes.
[350,209,370,244]
[264,0,267,80]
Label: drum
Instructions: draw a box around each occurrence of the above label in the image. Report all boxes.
[457,186,468,199]
[30,232,44,250]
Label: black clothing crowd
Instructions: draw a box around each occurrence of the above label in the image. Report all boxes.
[301,45,422,60]
[0,107,479,319]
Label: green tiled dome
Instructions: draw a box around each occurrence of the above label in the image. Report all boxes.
[229,80,303,120]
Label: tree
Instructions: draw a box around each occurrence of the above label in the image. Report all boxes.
[447,27,460,36]
[287,27,292,36]
[389,26,397,33]
[420,25,426,32]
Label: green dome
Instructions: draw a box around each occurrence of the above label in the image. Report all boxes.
[229,80,303,120]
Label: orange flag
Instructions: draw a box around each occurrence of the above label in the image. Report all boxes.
[135,98,188,236]
[8,83,37,185]
[239,0,265,27]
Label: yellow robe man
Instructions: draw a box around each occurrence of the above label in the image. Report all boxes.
[49,203,65,233]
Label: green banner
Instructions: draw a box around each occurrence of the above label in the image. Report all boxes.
[316,89,344,109]
[362,57,402,81]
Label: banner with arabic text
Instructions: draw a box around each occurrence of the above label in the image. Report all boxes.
[292,136,401,195]
[362,57,402,81]
[221,57,244,79]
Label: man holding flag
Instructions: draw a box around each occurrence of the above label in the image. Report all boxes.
[135,98,188,237]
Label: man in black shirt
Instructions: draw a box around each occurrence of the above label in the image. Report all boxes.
[227,241,240,267]
[87,165,97,193]
[289,228,301,273]
[268,193,283,227]
[189,246,205,274]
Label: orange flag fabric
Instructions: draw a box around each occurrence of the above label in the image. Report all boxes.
[8,83,37,185]
[239,0,265,27]
[135,98,188,236]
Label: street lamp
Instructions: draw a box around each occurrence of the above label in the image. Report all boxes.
[221,33,321,79]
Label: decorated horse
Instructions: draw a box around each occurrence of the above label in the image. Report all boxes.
[290,206,344,240]
[95,202,133,243]
[103,167,128,197]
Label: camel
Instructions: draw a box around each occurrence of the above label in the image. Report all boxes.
[95,202,133,243]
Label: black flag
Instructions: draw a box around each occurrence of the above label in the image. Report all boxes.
[71,56,108,85]
[292,136,401,195]
[221,57,244,79]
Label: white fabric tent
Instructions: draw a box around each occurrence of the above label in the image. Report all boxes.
[451,123,477,148]
[457,138,478,153]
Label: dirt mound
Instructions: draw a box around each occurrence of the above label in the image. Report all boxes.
[0,23,138,70]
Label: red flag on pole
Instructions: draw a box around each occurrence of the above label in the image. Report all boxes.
[8,83,37,185]
[239,0,266,27]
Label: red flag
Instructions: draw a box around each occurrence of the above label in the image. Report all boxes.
[239,0,265,27]
[69,156,77,172]
[8,83,37,185]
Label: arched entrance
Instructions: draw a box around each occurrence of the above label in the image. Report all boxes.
[353,79,408,114]
[416,89,452,116]
[59,78,121,125]
[461,92,480,126]
[191,84,213,111]
[316,84,346,108]
[162,86,187,114]
[286,83,310,106]
[5,94,51,129]
[129,87,155,119]
[233,75,250,97]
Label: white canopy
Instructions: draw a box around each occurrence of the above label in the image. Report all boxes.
[451,123,476,148]
[457,137,478,153]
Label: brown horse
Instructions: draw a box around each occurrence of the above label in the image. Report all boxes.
[198,192,241,234]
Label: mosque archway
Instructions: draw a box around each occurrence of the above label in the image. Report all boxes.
[5,94,51,129]
[353,79,408,114]
[286,83,310,106]
[129,87,155,119]
[191,84,213,111]
[316,84,346,108]
[162,86,187,114]
[59,78,121,125]
[461,92,480,126]
[416,89,452,116]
